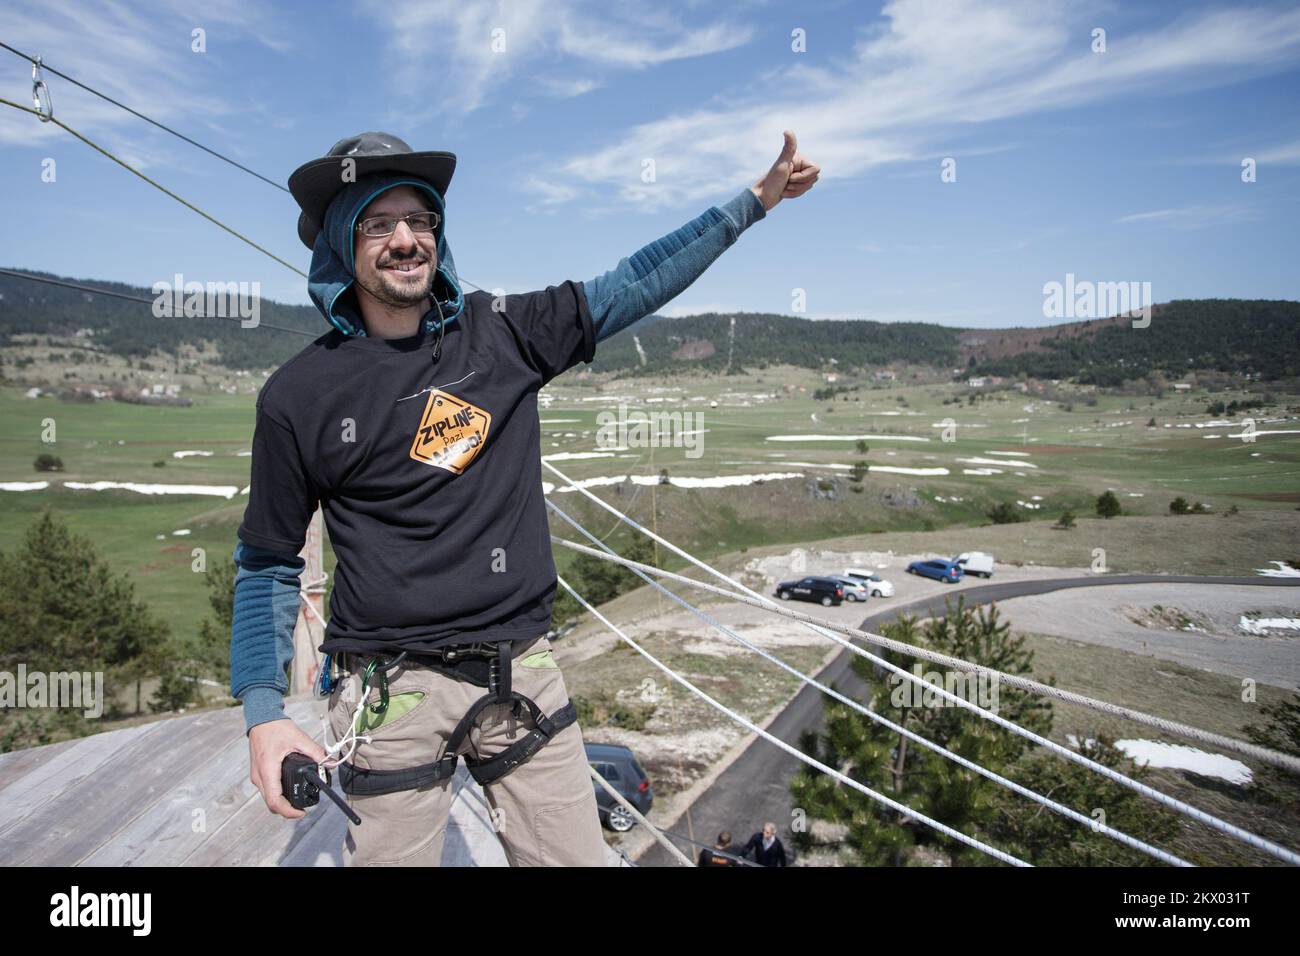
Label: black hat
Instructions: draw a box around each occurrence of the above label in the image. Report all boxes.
[288,131,456,249]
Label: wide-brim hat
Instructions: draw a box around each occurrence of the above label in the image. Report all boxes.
[288,131,456,249]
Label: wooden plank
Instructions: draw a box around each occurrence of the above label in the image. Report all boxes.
[3,704,264,864]
[79,731,251,866]
[81,698,326,866]
[180,699,336,867]
[182,786,315,866]
[1,693,620,867]
[0,736,85,797]
[0,720,168,854]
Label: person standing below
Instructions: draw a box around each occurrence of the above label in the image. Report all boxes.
[698,831,741,867]
[742,822,789,866]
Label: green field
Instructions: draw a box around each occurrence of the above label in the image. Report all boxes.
[2,365,1298,647]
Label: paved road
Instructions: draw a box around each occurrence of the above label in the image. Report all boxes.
[636,574,1299,866]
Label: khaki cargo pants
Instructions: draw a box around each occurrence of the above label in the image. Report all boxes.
[326,635,607,867]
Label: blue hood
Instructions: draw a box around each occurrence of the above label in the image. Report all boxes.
[307,172,465,337]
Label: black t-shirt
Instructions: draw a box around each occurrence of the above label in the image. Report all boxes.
[698,847,739,867]
[237,282,595,656]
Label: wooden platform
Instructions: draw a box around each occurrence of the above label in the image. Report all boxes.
[0,696,623,866]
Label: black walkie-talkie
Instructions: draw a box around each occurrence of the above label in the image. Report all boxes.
[281,753,362,825]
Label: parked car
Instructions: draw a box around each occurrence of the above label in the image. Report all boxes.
[906,559,964,583]
[831,576,871,602]
[586,742,653,832]
[953,551,995,578]
[843,568,895,598]
[775,576,845,606]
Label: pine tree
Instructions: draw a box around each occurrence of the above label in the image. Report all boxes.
[1096,490,1122,519]
[988,735,1182,865]
[0,508,171,748]
[792,599,1052,866]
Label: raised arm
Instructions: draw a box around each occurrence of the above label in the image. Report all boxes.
[582,189,765,343]
[581,129,820,342]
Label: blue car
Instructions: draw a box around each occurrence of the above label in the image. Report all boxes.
[906,559,964,583]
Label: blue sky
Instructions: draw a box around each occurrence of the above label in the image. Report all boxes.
[1,0,1298,329]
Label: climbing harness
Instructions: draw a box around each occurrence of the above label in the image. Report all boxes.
[330,641,577,796]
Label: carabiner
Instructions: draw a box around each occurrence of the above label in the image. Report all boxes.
[31,57,53,123]
[361,651,408,716]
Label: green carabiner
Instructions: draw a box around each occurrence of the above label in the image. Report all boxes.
[362,657,390,717]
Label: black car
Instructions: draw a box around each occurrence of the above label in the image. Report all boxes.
[774,576,845,606]
[586,742,653,832]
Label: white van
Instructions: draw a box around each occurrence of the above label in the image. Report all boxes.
[953,552,994,578]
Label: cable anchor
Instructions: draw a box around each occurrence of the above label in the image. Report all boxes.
[31,56,53,122]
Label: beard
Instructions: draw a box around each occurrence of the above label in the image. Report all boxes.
[366,255,437,307]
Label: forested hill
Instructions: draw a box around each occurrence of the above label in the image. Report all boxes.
[0,268,322,370]
[2,268,1296,383]
[585,312,961,374]
[966,299,1300,385]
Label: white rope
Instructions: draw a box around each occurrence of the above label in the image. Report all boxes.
[548,499,1191,866]
[542,461,1300,865]
[298,592,328,629]
[557,573,1031,867]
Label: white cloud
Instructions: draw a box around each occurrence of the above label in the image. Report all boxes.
[362,0,753,117]
[1253,139,1300,165]
[1115,203,1260,229]
[537,0,1300,212]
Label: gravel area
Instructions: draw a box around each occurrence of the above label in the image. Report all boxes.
[989,584,1300,688]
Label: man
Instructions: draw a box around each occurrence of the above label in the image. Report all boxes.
[742,822,789,866]
[698,830,742,867]
[231,130,819,867]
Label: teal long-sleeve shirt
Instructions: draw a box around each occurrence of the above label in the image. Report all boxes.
[231,187,766,733]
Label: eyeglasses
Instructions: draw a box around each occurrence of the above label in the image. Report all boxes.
[356,210,440,238]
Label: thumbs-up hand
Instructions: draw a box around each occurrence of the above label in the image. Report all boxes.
[750,130,820,212]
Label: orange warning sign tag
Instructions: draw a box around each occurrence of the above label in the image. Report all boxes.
[409,389,492,475]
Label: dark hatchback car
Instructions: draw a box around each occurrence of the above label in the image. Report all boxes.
[774,575,845,606]
[586,742,653,832]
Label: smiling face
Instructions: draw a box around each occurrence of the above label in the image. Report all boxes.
[352,185,439,309]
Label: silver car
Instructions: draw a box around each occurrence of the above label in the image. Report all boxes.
[831,576,871,602]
